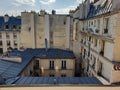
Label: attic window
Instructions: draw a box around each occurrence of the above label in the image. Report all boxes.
[64,21,66,25]
[12,25,16,29]
[0,25,2,29]
[28,27,31,31]
[5,25,9,29]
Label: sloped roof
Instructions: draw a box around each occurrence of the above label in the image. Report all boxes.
[0,17,21,25]
[0,48,75,79]
[87,0,112,18]
[5,77,102,85]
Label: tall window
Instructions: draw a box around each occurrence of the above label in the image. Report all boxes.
[105,18,109,29]
[97,19,100,29]
[7,41,10,46]
[61,61,66,69]
[0,33,2,38]
[35,60,39,69]
[0,41,2,46]
[50,61,54,69]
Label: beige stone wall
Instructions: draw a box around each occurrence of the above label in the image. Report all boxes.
[20,12,33,48]
[20,12,71,50]
[113,12,120,62]
[35,58,75,77]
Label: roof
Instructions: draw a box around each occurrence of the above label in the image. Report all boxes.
[5,77,102,85]
[0,48,75,79]
[87,0,113,18]
[0,49,34,79]
[32,48,75,59]
[0,17,21,25]
[0,16,21,31]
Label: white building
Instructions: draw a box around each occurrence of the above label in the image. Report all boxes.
[0,15,21,53]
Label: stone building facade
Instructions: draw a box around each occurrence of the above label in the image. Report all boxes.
[72,0,120,84]
[0,15,21,53]
[20,11,73,50]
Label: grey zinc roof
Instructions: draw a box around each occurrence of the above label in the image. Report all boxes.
[5,77,102,85]
[0,48,75,79]
[87,0,113,18]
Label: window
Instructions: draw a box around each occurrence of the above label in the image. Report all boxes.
[7,41,10,46]
[28,27,31,31]
[61,74,66,77]
[35,60,39,69]
[97,19,100,29]
[12,25,16,29]
[13,33,17,38]
[0,33,2,38]
[50,61,54,69]
[0,25,2,30]
[94,39,97,47]
[63,20,66,25]
[61,61,66,69]
[49,74,54,77]
[6,33,10,38]
[14,41,17,46]
[5,25,9,29]
[94,20,96,27]
[0,41,2,46]
[104,18,109,34]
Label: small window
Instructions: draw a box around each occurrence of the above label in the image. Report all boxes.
[0,33,2,38]
[5,25,9,29]
[0,41,2,45]
[49,74,54,77]
[28,27,31,31]
[63,21,66,25]
[0,25,2,29]
[61,74,66,77]
[12,25,16,29]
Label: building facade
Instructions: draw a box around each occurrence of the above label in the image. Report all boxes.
[0,15,21,53]
[72,0,120,84]
[20,11,73,50]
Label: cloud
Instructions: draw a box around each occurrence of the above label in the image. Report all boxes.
[76,0,83,3]
[40,0,56,5]
[55,5,76,14]
[13,0,36,6]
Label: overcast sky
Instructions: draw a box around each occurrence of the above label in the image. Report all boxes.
[0,0,86,16]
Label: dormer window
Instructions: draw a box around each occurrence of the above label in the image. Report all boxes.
[0,25,2,30]
[12,25,16,29]
[5,25,9,30]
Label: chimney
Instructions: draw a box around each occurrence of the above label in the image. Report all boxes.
[52,10,56,15]
[45,38,48,52]
[4,14,9,22]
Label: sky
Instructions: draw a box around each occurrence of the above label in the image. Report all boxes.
[0,0,85,16]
